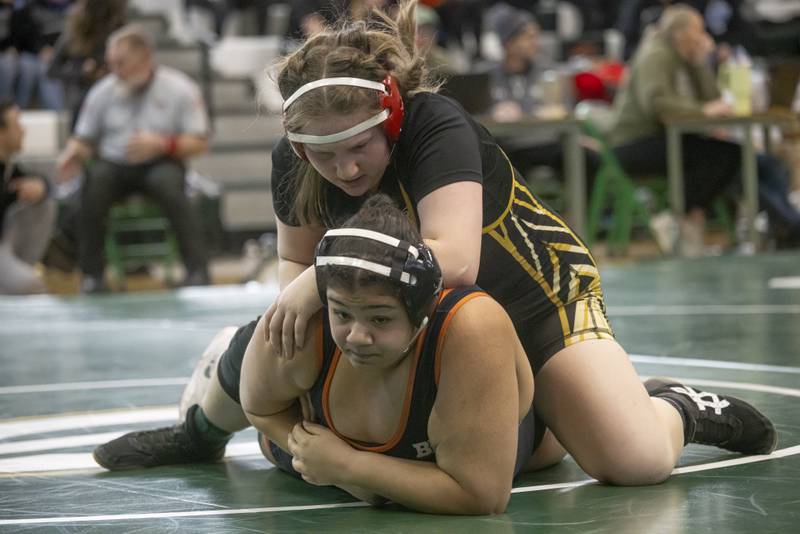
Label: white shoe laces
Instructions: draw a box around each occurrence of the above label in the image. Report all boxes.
[670,385,731,415]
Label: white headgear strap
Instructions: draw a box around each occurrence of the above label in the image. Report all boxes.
[324,228,419,258]
[286,110,388,145]
[283,77,389,145]
[316,256,416,285]
[315,228,420,285]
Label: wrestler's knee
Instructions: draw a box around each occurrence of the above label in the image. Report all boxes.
[580,437,674,486]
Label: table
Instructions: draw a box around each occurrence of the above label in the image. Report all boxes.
[481,115,587,238]
[664,110,799,249]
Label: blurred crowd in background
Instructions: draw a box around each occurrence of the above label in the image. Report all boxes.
[2,0,800,295]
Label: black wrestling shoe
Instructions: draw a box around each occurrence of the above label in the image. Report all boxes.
[645,378,778,455]
[93,405,228,470]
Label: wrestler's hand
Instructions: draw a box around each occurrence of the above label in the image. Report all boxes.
[265,266,322,359]
[288,422,353,486]
[127,131,169,163]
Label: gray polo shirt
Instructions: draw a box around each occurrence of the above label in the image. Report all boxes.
[75,65,209,164]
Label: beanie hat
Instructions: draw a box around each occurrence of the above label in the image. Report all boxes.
[489,4,537,47]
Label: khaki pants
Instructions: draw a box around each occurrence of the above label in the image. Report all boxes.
[0,198,56,294]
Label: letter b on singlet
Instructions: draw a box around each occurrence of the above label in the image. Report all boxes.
[412,441,433,458]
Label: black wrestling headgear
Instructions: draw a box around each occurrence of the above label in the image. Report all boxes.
[315,228,442,327]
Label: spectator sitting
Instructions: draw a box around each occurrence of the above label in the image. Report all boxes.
[487,3,541,122]
[48,0,128,132]
[30,0,73,48]
[56,23,211,294]
[0,98,57,294]
[608,4,800,256]
[0,0,63,110]
[185,0,274,38]
[485,3,599,195]
[616,0,760,60]
[782,74,800,211]
[186,0,241,38]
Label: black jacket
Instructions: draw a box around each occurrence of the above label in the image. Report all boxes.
[1,160,49,235]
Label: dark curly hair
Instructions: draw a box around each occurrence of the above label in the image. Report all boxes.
[322,194,419,304]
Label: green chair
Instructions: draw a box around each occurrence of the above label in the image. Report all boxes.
[104,196,180,289]
[579,117,665,255]
[582,121,735,255]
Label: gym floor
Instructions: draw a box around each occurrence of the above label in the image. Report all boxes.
[1,252,799,532]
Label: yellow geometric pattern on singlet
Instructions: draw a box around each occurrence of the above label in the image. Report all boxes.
[481,152,604,342]
[396,153,607,344]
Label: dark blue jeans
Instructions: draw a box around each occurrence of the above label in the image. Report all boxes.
[614,134,799,235]
[756,153,800,234]
[613,133,740,211]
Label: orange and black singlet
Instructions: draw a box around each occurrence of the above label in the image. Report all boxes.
[265,286,541,479]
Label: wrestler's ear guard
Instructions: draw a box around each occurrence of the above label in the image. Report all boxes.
[380,74,404,144]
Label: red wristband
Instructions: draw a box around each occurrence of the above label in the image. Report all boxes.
[165,136,178,157]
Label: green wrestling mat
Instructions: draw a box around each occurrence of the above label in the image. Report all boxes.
[1,253,799,532]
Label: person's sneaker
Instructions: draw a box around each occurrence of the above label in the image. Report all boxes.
[80,274,108,295]
[645,378,778,455]
[93,405,227,470]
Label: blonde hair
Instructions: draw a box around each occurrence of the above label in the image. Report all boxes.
[655,4,702,44]
[274,0,440,226]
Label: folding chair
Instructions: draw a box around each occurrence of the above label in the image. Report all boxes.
[104,196,180,289]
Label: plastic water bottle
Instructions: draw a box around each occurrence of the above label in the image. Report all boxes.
[731,46,752,115]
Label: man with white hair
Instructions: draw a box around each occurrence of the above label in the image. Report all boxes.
[57,23,211,293]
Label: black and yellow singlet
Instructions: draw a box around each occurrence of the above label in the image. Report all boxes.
[272,92,614,373]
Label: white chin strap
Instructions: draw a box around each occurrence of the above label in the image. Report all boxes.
[399,315,429,356]
[283,77,389,145]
